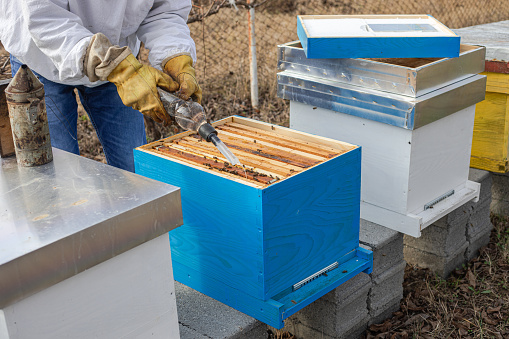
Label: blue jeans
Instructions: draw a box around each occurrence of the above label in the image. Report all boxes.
[10,57,146,172]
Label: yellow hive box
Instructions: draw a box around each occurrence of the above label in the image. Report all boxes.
[470,71,509,173]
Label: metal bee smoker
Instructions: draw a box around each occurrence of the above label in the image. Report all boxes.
[5,64,53,166]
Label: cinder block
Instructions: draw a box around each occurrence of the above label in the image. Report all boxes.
[276,315,368,339]
[404,242,468,278]
[490,199,509,216]
[433,203,472,228]
[470,197,492,218]
[287,295,369,338]
[282,273,371,338]
[403,169,493,277]
[368,261,405,322]
[403,218,467,257]
[360,220,404,276]
[469,168,492,203]
[321,272,371,304]
[467,200,493,241]
[369,294,402,326]
[175,282,266,339]
[490,172,509,215]
[274,319,335,339]
[465,227,492,261]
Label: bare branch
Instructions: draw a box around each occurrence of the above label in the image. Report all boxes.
[187,0,274,23]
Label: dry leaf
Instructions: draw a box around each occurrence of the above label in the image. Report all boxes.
[487,306,502,313]
[421,324,431,332]
[459,284,470,292]
[369,319,393,333]
[459,327,468,336]
[403,313,430,326]
[467,270,476,288]
[482,311,499,325]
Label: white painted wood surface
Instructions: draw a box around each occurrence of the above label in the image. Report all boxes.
[290,101,412,215]
[407,106,476,214]
[290,101,479,236]
[361,181,479,237]
[303,17,449,37]
[1,234,179,339]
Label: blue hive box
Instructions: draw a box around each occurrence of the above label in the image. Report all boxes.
[134,116,372,328]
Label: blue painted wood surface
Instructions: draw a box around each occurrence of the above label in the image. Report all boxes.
[262,148,361,299]
[135,150,265,299]
[135,145,362,301]
[174,247,373,329]
[297,17,460,59]
[134,117,368,327]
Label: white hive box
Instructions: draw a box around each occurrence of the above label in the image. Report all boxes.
[0,149,182,338]
[277,41,487,237]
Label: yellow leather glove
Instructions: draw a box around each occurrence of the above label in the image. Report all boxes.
[164,55,202,104]
[107,54,179,125]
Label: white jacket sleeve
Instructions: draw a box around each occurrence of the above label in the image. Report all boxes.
[20,0,93,81]
[136,0,197,70]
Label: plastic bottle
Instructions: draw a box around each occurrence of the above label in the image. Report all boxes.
[158,89,240,166]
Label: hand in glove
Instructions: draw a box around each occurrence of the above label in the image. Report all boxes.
[164,55,202,104]
[107,54,179,125]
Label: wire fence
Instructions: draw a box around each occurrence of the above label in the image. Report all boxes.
[189,0,509,106]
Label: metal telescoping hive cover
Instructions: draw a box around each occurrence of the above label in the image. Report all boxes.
[278,41,485,98]
[277,71,486,130]
[277,41,487,130]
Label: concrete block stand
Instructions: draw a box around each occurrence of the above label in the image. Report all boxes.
[404,169,493,278]
[177,218,406,339]
[176,282,267,339]
[273,273,371,339]
[491,171,509,215]
[359,221,405,326]
[271,220,405,339]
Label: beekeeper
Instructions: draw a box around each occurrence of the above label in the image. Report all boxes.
[0,0,201,172]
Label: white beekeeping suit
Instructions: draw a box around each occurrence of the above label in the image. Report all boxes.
[0,0,201,173]
[0,0,197,87]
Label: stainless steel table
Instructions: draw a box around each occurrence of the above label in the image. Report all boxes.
[0,148,183,338]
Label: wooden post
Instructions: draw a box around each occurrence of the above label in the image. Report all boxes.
[247,0,259,109]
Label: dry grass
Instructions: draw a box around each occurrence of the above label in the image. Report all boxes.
[364,214,509,339]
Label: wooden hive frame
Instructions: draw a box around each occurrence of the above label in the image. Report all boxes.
[137,116,357,187]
